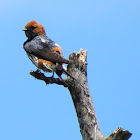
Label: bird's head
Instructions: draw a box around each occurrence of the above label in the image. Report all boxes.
[23,20,46,39]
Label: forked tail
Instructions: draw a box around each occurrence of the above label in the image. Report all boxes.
[63,69,85,89]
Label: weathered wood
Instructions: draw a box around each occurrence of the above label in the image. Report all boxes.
[30,70,68,87]
[67,49,105,140]
[30,49,132,140]
[106,127,132,140]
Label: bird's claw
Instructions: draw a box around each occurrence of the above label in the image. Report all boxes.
[35,69,41,73]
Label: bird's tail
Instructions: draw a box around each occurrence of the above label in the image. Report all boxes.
[56,64,85,89]
[62,68,75,80]
[62,66,85,89]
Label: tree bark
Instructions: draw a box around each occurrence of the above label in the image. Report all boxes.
[30,49,132,140]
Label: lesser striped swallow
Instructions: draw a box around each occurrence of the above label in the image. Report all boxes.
[23,20,72,79]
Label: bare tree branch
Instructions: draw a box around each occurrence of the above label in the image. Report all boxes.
[30,70,68,87]
[29,49,132,140]
[106,127,132,140]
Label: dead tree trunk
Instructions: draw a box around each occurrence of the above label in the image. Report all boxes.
[30,49,132,140]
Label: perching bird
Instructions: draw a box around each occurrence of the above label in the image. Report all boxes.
[23,20,73,79]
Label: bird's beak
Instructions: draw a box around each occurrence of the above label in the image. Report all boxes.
[22,28,27,31]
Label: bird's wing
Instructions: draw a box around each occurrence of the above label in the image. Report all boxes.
[24,36,71,64]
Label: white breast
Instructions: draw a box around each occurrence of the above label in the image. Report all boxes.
[27,53,39,68]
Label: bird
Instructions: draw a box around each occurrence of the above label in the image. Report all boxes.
[23,20,73,80]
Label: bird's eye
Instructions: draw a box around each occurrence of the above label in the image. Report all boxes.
[31,26,37,30]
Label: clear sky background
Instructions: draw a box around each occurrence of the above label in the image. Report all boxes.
[0,0,139,139]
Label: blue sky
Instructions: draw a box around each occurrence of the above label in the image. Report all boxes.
[0,0,139,139]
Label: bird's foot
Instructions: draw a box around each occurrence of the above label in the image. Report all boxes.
[35,69,41,73]
[49,72,54,79]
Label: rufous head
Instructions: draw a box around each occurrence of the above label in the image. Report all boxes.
[23,20,46,39]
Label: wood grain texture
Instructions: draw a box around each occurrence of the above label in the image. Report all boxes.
[30,49,132,140]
